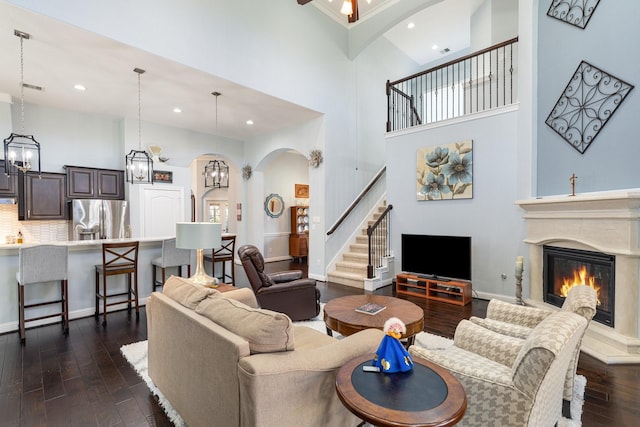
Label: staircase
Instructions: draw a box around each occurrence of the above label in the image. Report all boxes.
[327,201,394,290]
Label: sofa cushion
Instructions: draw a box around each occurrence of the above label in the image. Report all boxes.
[196,296,294,354]
[162,276,219,310]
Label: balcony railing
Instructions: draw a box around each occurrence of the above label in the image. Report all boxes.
[387,37,518,132]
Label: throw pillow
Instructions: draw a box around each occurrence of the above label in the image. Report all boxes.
[196,296,294,353]
[163,276,219,310]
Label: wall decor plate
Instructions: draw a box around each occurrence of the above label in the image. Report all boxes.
[545,61,634,154]
[547,0,601,29]
[416,140,473,201]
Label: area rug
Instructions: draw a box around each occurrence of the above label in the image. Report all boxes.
[414,331,585,427]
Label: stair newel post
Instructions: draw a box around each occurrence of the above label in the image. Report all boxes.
[367,224,374,279]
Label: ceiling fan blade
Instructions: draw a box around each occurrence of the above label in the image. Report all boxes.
[297,0,313,4]
[348,0,359,23]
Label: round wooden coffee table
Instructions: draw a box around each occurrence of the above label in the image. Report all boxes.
[336,354,467,427]
[324,295,424,345]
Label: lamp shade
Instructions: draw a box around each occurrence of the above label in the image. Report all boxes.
[176,222,221,249]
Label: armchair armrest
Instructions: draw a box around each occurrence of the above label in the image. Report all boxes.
[409,344,513,386]
[268,270,303,283]
[256,279,320,321]
[453,319,524,367]
[257,278,316,295]
[468,316,533,339]
[486,299,552,328]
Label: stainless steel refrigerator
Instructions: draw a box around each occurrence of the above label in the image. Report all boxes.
[69,199,131,240]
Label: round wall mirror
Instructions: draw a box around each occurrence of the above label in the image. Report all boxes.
[264,193,284,218]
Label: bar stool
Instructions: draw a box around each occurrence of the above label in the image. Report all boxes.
[204,234,236,284]
[95,241,139,326]
[151,238,191,290]
[17,245,69,343]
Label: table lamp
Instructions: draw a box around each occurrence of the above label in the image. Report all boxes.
[176,222,221,287]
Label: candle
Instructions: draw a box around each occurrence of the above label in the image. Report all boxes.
[515,256,524,276]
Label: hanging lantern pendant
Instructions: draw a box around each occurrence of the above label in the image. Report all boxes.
[4,30,41,176]
[204,159,229,188]
[125,68,153,184]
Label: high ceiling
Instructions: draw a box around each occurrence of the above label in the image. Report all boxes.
[0,1,482,143]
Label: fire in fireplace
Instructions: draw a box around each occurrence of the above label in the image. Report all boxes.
[543,245,614,326]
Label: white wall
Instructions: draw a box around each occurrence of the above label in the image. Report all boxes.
[6,0,418,280]
[536,0,640,195]
[386,107,527,298]
[11,102,124,172]
[262,150,308,260]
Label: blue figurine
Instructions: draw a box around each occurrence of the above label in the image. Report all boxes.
[373,317,414,373]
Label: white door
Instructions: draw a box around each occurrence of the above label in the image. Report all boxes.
[141,187,185,237]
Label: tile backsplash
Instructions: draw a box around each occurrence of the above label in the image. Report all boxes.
[0,205,68,243]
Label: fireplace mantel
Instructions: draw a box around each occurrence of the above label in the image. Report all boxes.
[517,190,640,363]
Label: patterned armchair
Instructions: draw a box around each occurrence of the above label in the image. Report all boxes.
[409,311,588,427]
[468,285,597,416]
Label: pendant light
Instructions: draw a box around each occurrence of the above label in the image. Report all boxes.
[125,68,153,184]
[3,30,41,176]
[204,159,229,188]
[340,0,353,16]
[203,91,229,188]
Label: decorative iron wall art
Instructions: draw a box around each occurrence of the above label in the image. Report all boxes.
[547,0,601,29]
[545,61,634,154]
[416,140,473,201]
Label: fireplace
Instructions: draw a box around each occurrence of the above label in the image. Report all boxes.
[517,190,640,364]
[543,245,614,326]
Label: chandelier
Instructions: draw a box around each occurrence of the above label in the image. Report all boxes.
[204,159,229,188]
[203,91,229,188]
[125,68,153,184]
[3,30,41,176]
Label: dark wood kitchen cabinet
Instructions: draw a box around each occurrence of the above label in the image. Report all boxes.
[20,172,67,220]
[0,160,17,197]
[65,166,124,199]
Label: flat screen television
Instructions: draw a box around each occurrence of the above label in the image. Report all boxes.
[401,234,472,281]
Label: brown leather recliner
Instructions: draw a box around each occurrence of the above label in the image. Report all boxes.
[238,244,320,321]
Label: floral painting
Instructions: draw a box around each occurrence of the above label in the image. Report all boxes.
[416,140,473,201]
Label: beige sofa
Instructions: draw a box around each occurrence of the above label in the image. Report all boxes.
[146,276,384,427]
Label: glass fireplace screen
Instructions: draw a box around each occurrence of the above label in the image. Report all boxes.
[543,245,614,326]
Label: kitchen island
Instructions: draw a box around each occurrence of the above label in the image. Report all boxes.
[0,237,170,334]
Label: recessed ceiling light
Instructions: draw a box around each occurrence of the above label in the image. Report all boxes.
[246,120,254,126]
[173,107,182,113]
[407,22,415,29]
[432,44,439,50]
[73,84,86,91]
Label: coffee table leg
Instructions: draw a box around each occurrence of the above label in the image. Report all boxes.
[326,326,333,336]
[400,335,416,349]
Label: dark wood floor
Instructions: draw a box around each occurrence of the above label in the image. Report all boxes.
[1,260,638,426]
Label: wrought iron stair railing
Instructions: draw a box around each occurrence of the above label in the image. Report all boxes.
[366,204,392,279]
[387,37,518,132]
